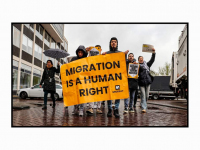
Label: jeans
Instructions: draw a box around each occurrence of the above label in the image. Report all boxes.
[107,99,120,110]
[124,89,136,109]
[44,91,55,106]
[140,85,151,110]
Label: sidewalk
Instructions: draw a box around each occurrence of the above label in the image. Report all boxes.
[147,100,187,110]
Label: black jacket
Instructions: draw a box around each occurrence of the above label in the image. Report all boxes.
[138,53,156,86]
[105,37,127,63]
[40,65,60,92]
[126,58,138,90]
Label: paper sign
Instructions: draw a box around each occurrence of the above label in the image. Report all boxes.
[88,46,101,55]
[128,63,139,79]
[60,52,129,106]
[142,44,154,53]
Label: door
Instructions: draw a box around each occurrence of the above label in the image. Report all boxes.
[29,84,43,97]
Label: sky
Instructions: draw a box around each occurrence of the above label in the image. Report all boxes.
[64,24,186,72]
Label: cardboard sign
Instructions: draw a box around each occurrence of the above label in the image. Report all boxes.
[142,44,154,53]
[89,48,100,56]
[128,63,139,79]
[88,46,101,56]
[60,52,129,106]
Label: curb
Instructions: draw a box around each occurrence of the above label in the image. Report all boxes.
[147,102,187,110]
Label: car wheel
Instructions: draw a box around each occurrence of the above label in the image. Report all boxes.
[153,94,159,100]
[20,92,28,99]
[54,93,59,101]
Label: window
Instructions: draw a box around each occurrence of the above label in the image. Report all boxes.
[13,60,19,90]
[43,53,48,64]
[13,26,21,48]
[22,34,33,55]
[51,38,55,48]
[33,76,40,86]
[36,24,43,40]
[24,24,34,32]
[56,43,59,49]
[33,84,40,88]
[56,85,62,89]
[44,31,50,47]
[20,63,31,89]
[34,44,42,60]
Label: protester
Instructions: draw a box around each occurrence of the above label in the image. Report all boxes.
[69,45,88,116]
[133,87,138,108]
[138,48,156,113]
[86,45,102,114]
[124,53,138,113]
[102,37,129,118]
[39,60,60,110]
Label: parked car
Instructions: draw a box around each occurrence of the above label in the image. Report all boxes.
[17,84,63,100]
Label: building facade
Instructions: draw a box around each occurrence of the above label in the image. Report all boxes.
[12,24,68,95]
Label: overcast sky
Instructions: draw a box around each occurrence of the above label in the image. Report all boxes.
[64,24,186,72]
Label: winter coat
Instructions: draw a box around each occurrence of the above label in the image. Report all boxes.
[71,45,88,62]
[138,53,156,86]
[126,58,138,90]
[40,65,60,92]
[105,37,127,64]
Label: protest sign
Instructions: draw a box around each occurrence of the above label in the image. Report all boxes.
[88,46,101,56]
[60,52,129,106]
[142,44,154,53]
[128,63,139,79]
[89,47,100,56]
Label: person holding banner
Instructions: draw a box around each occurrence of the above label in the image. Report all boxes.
[86,45,103,114]
[102,37,129,118]
[138,48,156,113]
[124,53,138,113]
[39,60,60,110]
[70,45,88,116]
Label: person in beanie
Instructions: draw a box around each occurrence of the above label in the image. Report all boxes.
[39,60,60,109]
[70,45,88,116]
[138,48,156,113]
[124,53,138,113]
[102,37,129,118]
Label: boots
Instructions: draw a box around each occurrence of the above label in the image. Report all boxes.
[107,109,112,117]
[114,109,120,118]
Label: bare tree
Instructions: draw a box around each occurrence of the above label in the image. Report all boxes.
[150,62,171,76]
[158,62,171,76]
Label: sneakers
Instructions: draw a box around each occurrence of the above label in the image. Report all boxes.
[114,109,120,118]
[96,109,103,114]
[142,109,146,113]
[123,108,128,113]
[79,109,83,116]
[42,106,47,110]
[107,109,112,117]
[129,108,135,113]
[86,108,94,114]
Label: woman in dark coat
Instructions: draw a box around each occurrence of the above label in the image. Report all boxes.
[39,60,60,109]
[138,49,156,113]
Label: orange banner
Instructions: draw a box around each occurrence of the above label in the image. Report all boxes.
[60,52,129,106]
